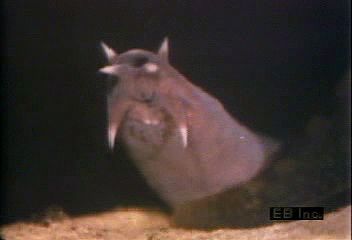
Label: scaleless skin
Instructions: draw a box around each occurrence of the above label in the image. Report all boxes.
[99,39,280,208]
[98,40,348,228]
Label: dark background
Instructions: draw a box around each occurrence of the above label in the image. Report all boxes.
[1,1,350,224]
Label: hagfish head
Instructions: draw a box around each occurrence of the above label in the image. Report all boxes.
[99,38,176,150]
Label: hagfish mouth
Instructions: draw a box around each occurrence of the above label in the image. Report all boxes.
[109,103,188,149]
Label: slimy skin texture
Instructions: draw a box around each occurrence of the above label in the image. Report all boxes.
[98,40,352,229]
[99,39,279,209]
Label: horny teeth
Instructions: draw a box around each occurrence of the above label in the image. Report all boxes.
[143,119,159,125]
[179,125,188,148]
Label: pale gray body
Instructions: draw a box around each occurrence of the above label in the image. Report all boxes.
[99,39,279,208]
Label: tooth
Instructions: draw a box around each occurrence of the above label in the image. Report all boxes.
[179,125,188,148]
[108,124,117,150]
[144,119,152,125]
